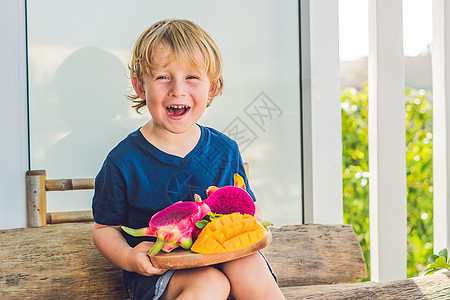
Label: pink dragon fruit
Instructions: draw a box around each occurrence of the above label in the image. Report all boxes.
[121,201,210,256]
[204,173,255,216]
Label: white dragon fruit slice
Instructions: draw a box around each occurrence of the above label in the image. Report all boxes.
[121,200,210,256]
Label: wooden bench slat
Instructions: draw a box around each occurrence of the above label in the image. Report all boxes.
[0,223,128,299]
[262,224,367,286]
[25,167,248,227]
[0,223,366,299]
[280,271,450,300]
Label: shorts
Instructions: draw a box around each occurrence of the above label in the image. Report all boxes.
[123,269,176,300]
[122,251,277,300]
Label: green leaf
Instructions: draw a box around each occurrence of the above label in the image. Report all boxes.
[148,238,164,256]
[209,212,224,219]
[424,268,440,275]
[261,220,273,227]
[428,254,439,264]
[195,212,225,229]
[195,220,209,229]
[438,248,448,261]
[425,263,438,269]
[121,226,148,237]
[203,212,224,221]
[435,256,447,268]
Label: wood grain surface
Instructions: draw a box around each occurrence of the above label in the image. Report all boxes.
[281,271,450,299]
[0,223,372,299]
[262,224,367,287]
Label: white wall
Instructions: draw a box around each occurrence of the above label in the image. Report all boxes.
[0,0,29,229]
[432,0,450,255]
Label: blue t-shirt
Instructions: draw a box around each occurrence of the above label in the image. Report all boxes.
[92,124,255,246]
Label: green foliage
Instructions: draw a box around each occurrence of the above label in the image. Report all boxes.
[341,85,370,281]
[404,87,434,277]
[341,84,433,280]
[425,248,449,275]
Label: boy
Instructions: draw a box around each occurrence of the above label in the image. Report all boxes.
[92,19,285,300]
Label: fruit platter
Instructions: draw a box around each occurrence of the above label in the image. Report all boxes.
[122,174,273,269]
[149,224,271,269]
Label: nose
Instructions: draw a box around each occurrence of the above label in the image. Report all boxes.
[169,79,187,98]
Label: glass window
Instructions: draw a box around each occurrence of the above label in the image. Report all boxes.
[27,0,301,225]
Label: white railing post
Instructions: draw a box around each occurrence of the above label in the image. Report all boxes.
[368,0,407,281]
[431,0,450,253]
[301,0,343,224]
[0,0,28,229]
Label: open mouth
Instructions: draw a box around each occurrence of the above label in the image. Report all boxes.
[166,105,190,117]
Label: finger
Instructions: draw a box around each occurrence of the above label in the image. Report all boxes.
[143,258,167,275]
[137,241,155,251]
[143,266,167,276]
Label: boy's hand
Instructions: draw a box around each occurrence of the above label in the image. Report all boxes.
[127,241,167,276]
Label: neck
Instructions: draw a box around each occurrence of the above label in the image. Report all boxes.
[141,121,201,157]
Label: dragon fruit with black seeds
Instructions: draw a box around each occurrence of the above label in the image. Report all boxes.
[121,201,210,256]
[204,173,255,216]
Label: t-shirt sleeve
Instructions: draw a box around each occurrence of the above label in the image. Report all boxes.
[92,157,128,226]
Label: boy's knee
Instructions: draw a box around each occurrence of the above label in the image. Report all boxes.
[173,267,230,299]
[195,267,231,294]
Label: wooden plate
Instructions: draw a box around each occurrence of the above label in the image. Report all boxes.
[149,229,272,269]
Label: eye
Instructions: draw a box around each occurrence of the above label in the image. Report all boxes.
[156,75,169,80]
[186,75,199,80]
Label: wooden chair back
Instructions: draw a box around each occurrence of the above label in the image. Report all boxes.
[26,170,94,227]
[26,164,250,227]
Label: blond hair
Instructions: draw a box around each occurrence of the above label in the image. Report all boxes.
[128,19,224,113]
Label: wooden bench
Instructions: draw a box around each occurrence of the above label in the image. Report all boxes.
[1,171,449,299]
[1,223,449,299]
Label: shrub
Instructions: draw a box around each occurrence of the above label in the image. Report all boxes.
[341,84,433,279]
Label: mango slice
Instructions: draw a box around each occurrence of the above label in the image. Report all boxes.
[191,213,267,254]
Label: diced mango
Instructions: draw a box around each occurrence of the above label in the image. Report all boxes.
[230,213,242,223]
[204,236,219,250]
[242,218,254,231]
[230,236,242,249]
[190,212,267,254]
[212,230,226,243]
[231,221,243,234]
[248,230,265,244]
[209,219,222,231]
[215,244,227,253]
[238,232,250,246]
[222,225,235,239]
[222,240,234,252]
[219,214,233,226]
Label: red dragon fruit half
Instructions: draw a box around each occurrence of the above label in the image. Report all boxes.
[121,201,210,256]
[204,173,255,216]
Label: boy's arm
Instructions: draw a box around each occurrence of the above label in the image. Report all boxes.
[92,222,166,276]
[254,204,263,221]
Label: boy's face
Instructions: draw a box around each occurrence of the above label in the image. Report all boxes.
[132,45,216,135]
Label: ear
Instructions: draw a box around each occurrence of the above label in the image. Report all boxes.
[208,82,218,100]
[131,75,146,100]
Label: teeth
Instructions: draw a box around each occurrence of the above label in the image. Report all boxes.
[167,105,189,109]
